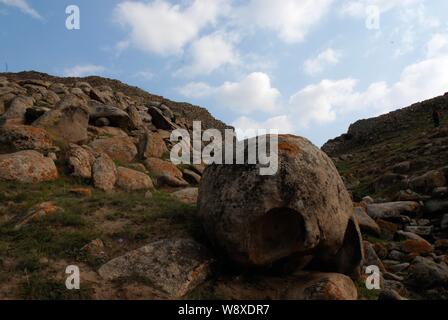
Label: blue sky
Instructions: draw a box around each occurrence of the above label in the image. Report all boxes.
[1,0,448,146]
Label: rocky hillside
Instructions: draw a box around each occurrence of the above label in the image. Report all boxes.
[322,94,448,299]
[0,71,447,301]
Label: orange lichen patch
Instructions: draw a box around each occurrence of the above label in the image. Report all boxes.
[402,239,433,256]
[70,188,93,198]
[278,142,300,155]
[16,201,64,227]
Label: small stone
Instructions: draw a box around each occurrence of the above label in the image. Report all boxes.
[387,262,410,273]
[354,206,380,236]
[401,239,433,256]
[171,188,198,204]
[16,201,63,227]
[70,188,92,198]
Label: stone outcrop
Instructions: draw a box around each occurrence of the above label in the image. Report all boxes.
[116,166,154,191]
[98,238,211,299]
[198,134,363,275]
[0,150,58,183]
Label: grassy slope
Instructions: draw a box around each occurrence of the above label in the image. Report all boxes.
[0,173,202,299]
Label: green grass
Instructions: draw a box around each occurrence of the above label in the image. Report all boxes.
[355,280,381,300]
[18,273,94,300]
[0,171,203,299]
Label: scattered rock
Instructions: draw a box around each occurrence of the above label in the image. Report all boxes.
[424,199,448,214]
[441,214,448,230]
[377,219,398,240]
[363,241,385,272]
[70,188,92,198]
[404,226,432,237]
[401,239,433,256]
[215,272,358,300]
[90,136,138,163]
[366,201,421,219]
[88,101,132,130]
[406,256,448,289]
[392,161,411,174]
[354,206,380,236]
[409,170,446,194]
[0,95,34,124]
[147,106,177,130]
[0,150,58,183]
[98,238,212,299]
[92,154,117,191]
[139,131,168,159]
[16,201,63,227]
[33,94,89,143]
[0,124,54,153]
[82,239,106,258]
[171,188,198,204]
[66,145,95,178]
[144,157,188,187]
[116,166,154,191]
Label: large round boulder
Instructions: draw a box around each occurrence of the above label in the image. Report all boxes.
[0,150,58,183]
[198,134,362,275]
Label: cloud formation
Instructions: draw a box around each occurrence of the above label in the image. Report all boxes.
[0,0,42,19]
[176,33,239,76]
[180,72,281,114]
[115,0,227,55]
[303,48,340,75]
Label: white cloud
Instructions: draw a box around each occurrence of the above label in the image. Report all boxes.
[0,0,42,19]
[178,82,212,98]
[426,33,448,58]
[304,48,340,75]
[340,0,422,17]
[236,0,334,43]
[63,65,106,77]
[176,33,239,76]
[180,72,281,114]
[288,39,448,126]
[232,115,294,139]
[115,0,228,56]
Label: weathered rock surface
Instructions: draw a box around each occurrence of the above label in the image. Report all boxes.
[406,256,448,289]
[33,94,89,143]
[98,238,211,299]
[409,170,446,194]
[139,130,168,159]
[366,201,421,219]
[88,101,132,130]
[215,272,358,300]
[116,166,154,191]
[171,188,198,204]
[16,201,63,227]
[0,95,34,125]
[0,124,54,153]
[90,137,138,163]
[0,150,58,183]
[144,157,188,187]
[92,154,117,191]
[354,206,380,236]
[66,145,95,178]
[198,134,363,275]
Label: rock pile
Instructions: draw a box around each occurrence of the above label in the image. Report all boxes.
[0,73,212,192]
